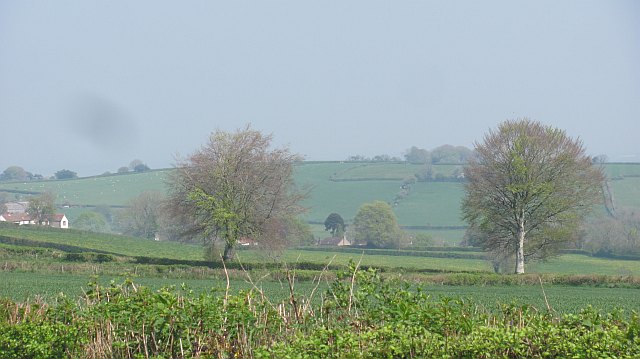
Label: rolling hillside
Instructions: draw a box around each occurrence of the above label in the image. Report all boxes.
[1,162,639,244]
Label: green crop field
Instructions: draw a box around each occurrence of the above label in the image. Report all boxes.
[1,271,639,315]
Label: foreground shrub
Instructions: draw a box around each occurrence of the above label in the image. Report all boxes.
[1,263,640,358]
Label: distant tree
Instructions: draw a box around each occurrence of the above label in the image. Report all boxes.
[129,159,144,169]
[93,204,114,224]
[580,208,640,256]
[74,211,109,233]
[404,146,431,164]
[0,192,8,213]
[1,166,29,181]
[462,119,605,274]
[353,201,403,248]
[430,145,473,164]
[287,217,315,246]
[592,154,608,164]
[116,191,164,239]
[411,232,434,248]
[117,167,130,174]
[324,213,346,237]
[133,164,150,172]
[27,192,56,225]
[256,216,315,256]
[165,126,307,260]
[54,169,78,180]
[346,155,369,162]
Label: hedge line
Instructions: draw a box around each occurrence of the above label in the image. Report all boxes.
[297,246,486,260]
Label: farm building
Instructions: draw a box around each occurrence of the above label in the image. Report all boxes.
[3,201,29,214]
[0,213,34,225]
[0,212,69,229]
[317,236,351,246]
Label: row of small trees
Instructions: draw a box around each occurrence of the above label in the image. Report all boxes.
[0,160,151,183]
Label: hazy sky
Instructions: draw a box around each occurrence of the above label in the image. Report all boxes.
[1,1,639,176]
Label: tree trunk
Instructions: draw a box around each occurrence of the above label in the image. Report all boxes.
[515,223,526,274]
[223,242,235,261]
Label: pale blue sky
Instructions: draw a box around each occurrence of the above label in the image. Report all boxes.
[1,1,639,176]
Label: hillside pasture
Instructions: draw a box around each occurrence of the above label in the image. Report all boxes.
[603,162,640,178]
[0,171,167,206]
[0,224,203,260]
[1,162,639,240]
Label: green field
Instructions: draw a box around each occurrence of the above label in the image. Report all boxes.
[2,162,640,246]
[1,271,639,316]
[3,224,640,278]
[3,163,640,357]
[0,224,204,260]
[0,170,167,206]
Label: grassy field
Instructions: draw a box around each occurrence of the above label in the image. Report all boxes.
[1,162,640,245]
[0,224,204,260]
[0,170,167,206]
[3,224,640,277]
[1,271,639,315]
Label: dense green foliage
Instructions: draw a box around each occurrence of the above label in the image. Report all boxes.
[353,201,404,248]
[463,119,605,273]
[1,266,639,358]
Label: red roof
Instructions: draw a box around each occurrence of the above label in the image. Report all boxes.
[1,213,66,222]
[49,214,66,222]
[1,213,33,222]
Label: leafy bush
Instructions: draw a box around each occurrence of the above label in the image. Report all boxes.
[1,265,640,357]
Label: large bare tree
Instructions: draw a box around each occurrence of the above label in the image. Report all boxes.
[166,126,306,260]
[462,119,604,274]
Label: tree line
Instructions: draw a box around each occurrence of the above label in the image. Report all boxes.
[0,159,152,182]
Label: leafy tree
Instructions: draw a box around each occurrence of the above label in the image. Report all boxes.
[404,146,431,164]
[166,125,307,260]
[411,232,434,248]
[54,169,78,180]
[324,213,345,237]
[116,191,164,239]
[430,145,473,164]
[1,166,30,181]
[74,211,109,232]
[133,164,150,172]
[27,192,56,225]
[117,167,130,174]
[353,201,403,248]
[462,119,605,274]
[580,208,640,256]
[129,159,144,170]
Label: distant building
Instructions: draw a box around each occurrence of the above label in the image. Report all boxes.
[317,235,351,246]
[0,212,68,229]
[0,213,34,225]
[48,214,69,229]
[238,237,258,246]
[4,201,29,214]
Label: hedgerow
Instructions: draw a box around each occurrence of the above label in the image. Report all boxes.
[1,262,639,358]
